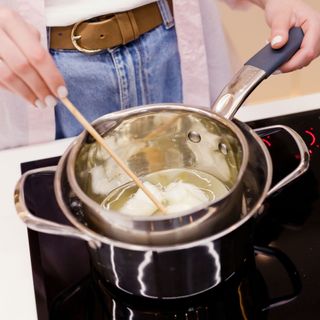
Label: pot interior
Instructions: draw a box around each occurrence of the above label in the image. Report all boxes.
[56,118,271,248]
[72,107,248,217]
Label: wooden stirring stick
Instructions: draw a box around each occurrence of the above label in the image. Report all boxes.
[61,97,166,214]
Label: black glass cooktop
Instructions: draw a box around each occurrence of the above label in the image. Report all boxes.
[21,109,320,320]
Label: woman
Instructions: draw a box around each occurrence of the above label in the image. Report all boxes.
[0,0,319,149]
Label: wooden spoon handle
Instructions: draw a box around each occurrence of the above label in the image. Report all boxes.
[61,97,166,214]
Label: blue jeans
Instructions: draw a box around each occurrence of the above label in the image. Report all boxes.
[49,1,182,139]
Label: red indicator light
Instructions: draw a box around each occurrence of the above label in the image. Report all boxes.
[305,130,316,146]
[262,138,271,147]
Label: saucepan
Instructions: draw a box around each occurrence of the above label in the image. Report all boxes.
[14,27,310,298]
[62,27,306,246]
[14,121,308,299]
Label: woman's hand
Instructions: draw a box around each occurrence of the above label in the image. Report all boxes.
[0,6,67,108]
[251,0,320,73]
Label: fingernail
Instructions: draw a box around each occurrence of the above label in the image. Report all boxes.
[44,95,58,108]
[273,69,282,75]
[271,35,283,46]
[34,99,46,109]
[57,86,68,99]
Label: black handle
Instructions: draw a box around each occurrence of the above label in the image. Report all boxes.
[254,245,302,311]
[245,27,304,78]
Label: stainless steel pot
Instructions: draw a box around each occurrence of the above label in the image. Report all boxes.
[14,27,309,298]
[60,27,305,246]
[66,105,250,245]
[14,122,309,299]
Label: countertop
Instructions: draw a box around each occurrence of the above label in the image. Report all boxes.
[1,93,320,320]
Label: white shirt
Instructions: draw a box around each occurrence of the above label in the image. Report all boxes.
[45,0,158,26]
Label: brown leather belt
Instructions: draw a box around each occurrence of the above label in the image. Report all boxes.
[49,1,173,53]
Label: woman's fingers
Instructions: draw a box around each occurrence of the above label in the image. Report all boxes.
[268,11,293,49]
[0,6,67,106]
[280,19,320,72]
[3,16,66,96]
[0,29,55,106]
[263,0,320,73]
[0,57,40,105]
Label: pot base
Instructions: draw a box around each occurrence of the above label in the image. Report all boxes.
[50,257,269,320]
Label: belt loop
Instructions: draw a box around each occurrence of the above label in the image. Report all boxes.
[115,12,138,44]
[127,11,139,39]
[157,0,174,29]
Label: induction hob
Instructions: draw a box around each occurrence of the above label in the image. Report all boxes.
[20,109,320,319]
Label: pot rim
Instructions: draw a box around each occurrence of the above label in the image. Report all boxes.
[65,104,250,223]
[54,106,273,252]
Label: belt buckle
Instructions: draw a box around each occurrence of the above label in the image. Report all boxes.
[71,21,104,54]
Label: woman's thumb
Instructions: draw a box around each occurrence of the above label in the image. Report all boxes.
[269,14,292,49]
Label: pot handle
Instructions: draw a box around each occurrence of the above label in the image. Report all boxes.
[253,125,310,197]
[14,166,97,245]
[254,245,302,311]
[211,27,304,119]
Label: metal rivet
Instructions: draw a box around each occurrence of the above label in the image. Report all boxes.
[257,205,265,215]
[218,142,228,155]
[188,131,201,143]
